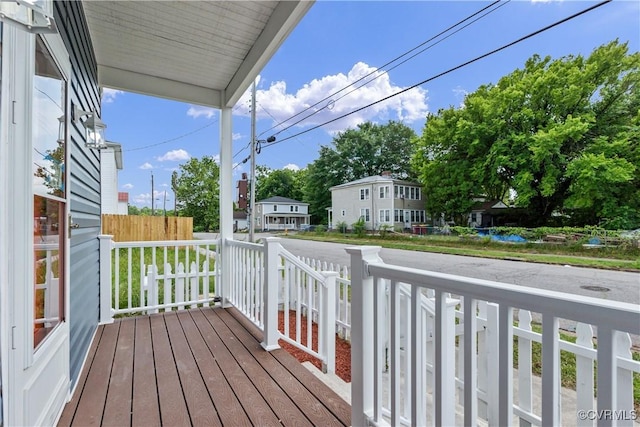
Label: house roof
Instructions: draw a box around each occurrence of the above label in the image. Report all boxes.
[257,196,308,205]
[471,199,508,212]
[104,142,123,170]
[82,1,314,108]
[233,211,247,220]
[329,175,420,191]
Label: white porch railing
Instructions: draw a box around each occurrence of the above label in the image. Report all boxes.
[34,242,61,327]
[99,235,219,322]
[226,238,338,372]
[347,246,640,427]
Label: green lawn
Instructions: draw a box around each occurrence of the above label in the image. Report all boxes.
[112,246,216,312]
[288,232,640,271]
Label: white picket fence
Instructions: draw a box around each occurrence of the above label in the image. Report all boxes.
[347,246,640,427]
[99,236,219,320]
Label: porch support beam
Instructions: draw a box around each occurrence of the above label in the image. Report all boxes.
[219,105,233,307]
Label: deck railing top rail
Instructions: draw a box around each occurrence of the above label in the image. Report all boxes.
[112,239,219,249]
[365,259,640,335]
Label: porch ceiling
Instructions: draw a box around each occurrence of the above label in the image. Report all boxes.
[82,0,313,108]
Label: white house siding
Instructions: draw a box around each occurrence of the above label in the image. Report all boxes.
[56,1,103,387]
[256,197,310,231]
[100,147,118,214]
[330,176,426,230]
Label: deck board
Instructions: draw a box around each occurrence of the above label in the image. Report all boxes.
[131,316,160,427]
[102,317,135,426]
[59,307,351,427]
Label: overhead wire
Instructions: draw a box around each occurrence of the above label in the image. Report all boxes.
[256,0,504,138]
[262,0,611,150]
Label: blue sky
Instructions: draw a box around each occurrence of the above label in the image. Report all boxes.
[101,0,640,208]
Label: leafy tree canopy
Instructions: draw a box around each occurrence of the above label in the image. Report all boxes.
[255,166,306,202]
[412,40,639,228]
[304,120,417,223]
[173,156,220,230]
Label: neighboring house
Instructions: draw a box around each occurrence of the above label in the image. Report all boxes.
[100,142,123,214]
[117,192,129,215]
[0,1,310,425]
[255,196,310,231]
[234,210,248,231]
[468,199,509,228]
[329,172,426,231]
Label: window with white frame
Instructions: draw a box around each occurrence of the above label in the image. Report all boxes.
[290,206,294,212]
[360,208,370,222]
[394,209,400,222]
[360,187,370,200]
[295,206,299,212]
[379,209,390,222]
[394,185,398,198]
[273,205,278,211]
[379,185,389,199]
[341,209,346,217]
[416,188,421,200]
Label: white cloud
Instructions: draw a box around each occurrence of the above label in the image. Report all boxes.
[122,183,134,189]
[187,105,216,119]
[212,154,221,164]
[232,132,243,141]
[235,62,428,133]
[157,149,190,162]
[161,183,169,188]
[452,86,468,108]
[139,162,153,170]
[132,190,167,205]
[283,163,300,171]
[102,88,124,103]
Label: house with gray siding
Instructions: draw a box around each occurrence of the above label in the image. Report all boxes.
[0,1,310,425]
[329,172,426,231]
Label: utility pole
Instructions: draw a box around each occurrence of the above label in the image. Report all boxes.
[249,80,257,243]
[151,171,155,216]
[163,191,167,216]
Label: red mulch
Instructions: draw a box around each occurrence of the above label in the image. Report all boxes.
[278,310,352,383]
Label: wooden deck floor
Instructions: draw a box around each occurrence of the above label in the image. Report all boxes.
[58,307,351,427]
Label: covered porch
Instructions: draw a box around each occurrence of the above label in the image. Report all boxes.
[58,306,350,426]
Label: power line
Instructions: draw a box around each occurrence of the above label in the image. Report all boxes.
[124,119,218,152]
[257,0,504,138]
[263,0,611,150]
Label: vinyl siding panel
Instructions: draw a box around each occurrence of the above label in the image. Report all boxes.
[55,1,102,387]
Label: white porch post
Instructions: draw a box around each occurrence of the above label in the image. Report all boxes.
[262,237,280,351]
[346,245,382,427]
[98,235,114,324]
[219,106,233,307]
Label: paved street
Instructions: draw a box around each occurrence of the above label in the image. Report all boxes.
[196,231,640,306]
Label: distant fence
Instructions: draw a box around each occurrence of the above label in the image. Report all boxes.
[102,214,193,242]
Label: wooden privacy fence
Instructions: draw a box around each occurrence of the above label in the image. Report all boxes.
[102,214,193,242]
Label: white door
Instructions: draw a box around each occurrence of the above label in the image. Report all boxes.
[403,210,411,229]
[0,25,71,426]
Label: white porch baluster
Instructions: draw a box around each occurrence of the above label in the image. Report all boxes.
[320,270,337,374]
[576,322,595,427]
[518,310,534,427]
[463,297,478,427]
[498,304,513,426]
[541,313,560,426]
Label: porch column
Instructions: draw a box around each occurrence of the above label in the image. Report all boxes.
[219,106,233,306]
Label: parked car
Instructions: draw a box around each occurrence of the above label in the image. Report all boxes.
[300,224,316,232]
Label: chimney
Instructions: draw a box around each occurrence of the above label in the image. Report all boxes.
[381,171,391,178]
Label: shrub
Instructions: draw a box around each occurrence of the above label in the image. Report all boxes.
[352,217,366,237]
[335,221,348,234]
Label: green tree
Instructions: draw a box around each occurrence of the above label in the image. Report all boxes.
[412,40,639,227]
[255,167,305,202]
[173,156,220,230]
[304,120,417,223]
